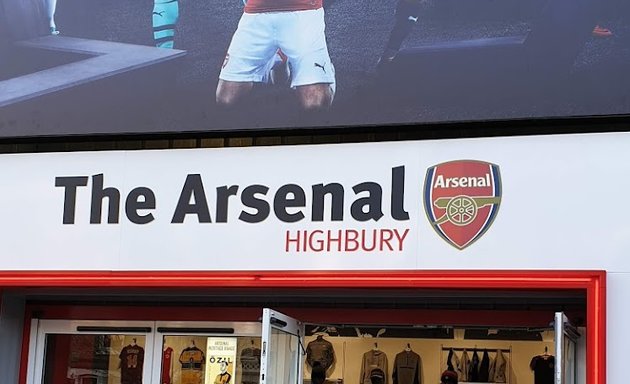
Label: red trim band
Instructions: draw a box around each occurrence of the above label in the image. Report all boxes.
[9,270,604,384]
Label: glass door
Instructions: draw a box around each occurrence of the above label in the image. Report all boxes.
[554,312,580,384]
[28,320,262,384]
[27,320,155,384]
[260,308,305,384]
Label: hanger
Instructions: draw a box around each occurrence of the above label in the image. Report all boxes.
[405,343,411,352]
[373,342,379,351]
[189,340,196,348]
[131,338,137,346]
[542,346,550,358]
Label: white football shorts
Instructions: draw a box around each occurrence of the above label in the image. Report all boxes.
[219,8,336,89]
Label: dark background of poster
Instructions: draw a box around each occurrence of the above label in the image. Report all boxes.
[1,0,630,137]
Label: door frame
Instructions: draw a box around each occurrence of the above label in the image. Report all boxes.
[6,270,605,384]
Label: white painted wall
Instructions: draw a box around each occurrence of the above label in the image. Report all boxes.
[0,131,628,273]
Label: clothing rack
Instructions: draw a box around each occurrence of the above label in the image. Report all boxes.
[441,346,511,353]
[441,345,512,384]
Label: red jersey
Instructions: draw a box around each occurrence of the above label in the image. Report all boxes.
[244,0,322,13]
[161,347,173,384]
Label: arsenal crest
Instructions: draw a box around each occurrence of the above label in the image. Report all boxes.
[423,160,502,250]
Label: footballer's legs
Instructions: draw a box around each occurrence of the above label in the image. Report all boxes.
[215,80,254,107]
[217,11,278,107]
[296,83,334,111]
[153,0,179,48]
[44,0,59,35]
[279,8,336,111]
[378,0,422,68]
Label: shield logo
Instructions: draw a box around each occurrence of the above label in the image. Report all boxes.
[423,160,501,250]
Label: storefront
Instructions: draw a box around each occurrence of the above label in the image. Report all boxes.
[0,131,622,384]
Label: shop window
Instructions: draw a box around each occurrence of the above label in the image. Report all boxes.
[160,335,262,384]
[42,334,146,384]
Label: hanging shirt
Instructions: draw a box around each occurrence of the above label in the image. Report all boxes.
[360,349,389,384]
[179,346,205,384]
[240,347,261,384]
[493,350,507,383]
[458,350,470,382]
[446,349,460,373]
[530,355,555,384]
[468,350,480,382]
[306,336,336,372]
[120,344,144,384]
[161,347,174,384]
[392,350,422,384]
[478,350,490,382]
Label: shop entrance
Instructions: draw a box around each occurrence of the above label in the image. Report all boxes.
[26,309,581,384]
[15,270,602,384]
[262,309,581,384]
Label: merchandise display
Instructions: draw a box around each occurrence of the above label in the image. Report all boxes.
[300,330,553,384]
[119,339,145,384]
[478,350,490,382]
[306,335,336,373]
[443,348,510,383]
[469,350,480,382]
[240,340,261,384]
[459,350,470,382]
[162,346,174,384]
[161,336,261,384]
[392,347,422,384]
[360,345,389,384]
[179,341,206,384]
[529,350,555,384]
[446,349,459,373]
[491,350,507,383]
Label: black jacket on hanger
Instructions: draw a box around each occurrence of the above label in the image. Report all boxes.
[468,350,480,382]
[478,350,490,382]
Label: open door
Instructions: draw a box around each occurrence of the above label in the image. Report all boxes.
[260,308,305,384]
[554,312,580,384]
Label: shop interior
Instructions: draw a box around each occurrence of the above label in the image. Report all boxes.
[19,287,585,384]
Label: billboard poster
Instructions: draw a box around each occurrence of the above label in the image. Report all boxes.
[0,0,629,137]
[204,337,237,384]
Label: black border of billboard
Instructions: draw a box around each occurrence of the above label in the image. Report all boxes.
[0,114,628,151]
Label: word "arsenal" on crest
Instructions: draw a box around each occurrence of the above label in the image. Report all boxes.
[433,174,491,188]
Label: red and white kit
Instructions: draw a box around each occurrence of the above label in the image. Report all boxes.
[244,0,322,13]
